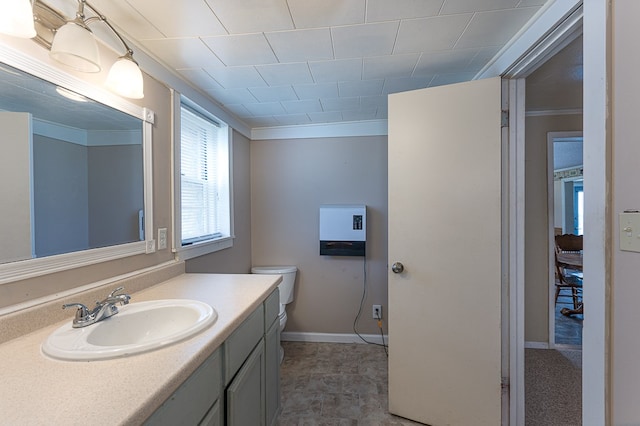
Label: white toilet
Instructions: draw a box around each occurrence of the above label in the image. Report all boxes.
[250,265,297,363]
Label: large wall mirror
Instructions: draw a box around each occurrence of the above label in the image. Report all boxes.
[0,43,154,284]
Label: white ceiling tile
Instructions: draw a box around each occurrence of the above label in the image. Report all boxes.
[430,72,478,86]
[177,68,225,90]
[255,63,314,86]
[265,29,334,63]
[441,0,520,14]
[139,38,222,69]
[320,97,361,112]
[204,87,258,105]
[96,0,552,130]
[394,14,473,54]
[308,59,363,82]
[517,0,546,6]
[248,86,299,102]
[244,102,287,116]
[456,8,539,49]
[223,103,253,117]
[361,95,388,109]
[206,66,267,89]
[293,82,340,100]
[90,0,164,40]
[287,0,366,28]
[414,49,477,76]
[274,114,312,125]
[366,0,443,22]
[202,34,278,66]
[363,54,420,79]
[281,99,323,114]
[204,0,293,33]
[307,111,344,123]
[383,76,434,94]
[342,109,378,121]
[338,80,384,97]
[332,22,399,59]
[123,0,226,37]
[467,46,502,71]
[244,116,281,128]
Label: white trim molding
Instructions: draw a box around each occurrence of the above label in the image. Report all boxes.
[476,1,583,79]
[251,119,388,141]
[281,331,388,346]
[526,108,583,117]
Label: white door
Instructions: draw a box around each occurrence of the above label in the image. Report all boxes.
[388,77,503,425]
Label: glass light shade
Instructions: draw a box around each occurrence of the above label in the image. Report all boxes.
[50,22,101,73]
[105,56,144,99]
[0,0,36,38]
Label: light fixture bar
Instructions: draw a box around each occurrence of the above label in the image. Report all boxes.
[31,0,144,99]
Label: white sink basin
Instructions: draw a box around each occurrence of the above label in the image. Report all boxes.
[42,299,217,361]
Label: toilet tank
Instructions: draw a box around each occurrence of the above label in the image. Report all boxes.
[251,266,297,305]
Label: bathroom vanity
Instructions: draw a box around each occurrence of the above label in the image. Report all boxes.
[0,272,281,425]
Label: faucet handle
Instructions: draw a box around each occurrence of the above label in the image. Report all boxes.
[62,303,90,321]
[99,286,131,306]
[108,286,125,298]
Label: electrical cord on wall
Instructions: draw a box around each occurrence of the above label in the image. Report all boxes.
[353,256,388,356]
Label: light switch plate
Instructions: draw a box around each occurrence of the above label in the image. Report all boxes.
[619,212,640,252]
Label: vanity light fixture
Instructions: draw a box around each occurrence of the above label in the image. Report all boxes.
[49,0,144,99]
[49,1,100,73]
[1,0,144,99]
[0,0,37,38]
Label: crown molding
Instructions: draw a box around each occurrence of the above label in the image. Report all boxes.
[251,119,388,140]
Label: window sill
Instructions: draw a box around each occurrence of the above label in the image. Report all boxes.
[176,236,233,261]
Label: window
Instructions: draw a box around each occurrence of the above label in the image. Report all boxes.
[177,100,232,259]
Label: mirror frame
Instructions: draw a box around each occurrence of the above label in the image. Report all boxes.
[0,41,155,285]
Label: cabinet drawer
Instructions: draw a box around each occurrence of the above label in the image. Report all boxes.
[224,304,264,384]
[145,348,222,425]
[264,288,279,330]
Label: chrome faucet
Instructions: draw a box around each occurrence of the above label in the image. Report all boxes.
[62,286,131,328]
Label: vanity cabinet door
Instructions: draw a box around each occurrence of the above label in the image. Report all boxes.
[265,319,280,426]
[226,339,265,426]
[199,400,220,426]
[144,348,221,426]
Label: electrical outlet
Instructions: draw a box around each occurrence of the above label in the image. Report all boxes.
[158,228,167,250]
[372,305,382,319]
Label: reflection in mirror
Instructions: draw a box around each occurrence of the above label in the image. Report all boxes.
[0,62,144,265]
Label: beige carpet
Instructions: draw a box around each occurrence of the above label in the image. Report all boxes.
[525,348,582,425]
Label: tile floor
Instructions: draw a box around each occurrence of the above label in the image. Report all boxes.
[277,341,422,425]
[554,288,583,346]
[278,341,579,425]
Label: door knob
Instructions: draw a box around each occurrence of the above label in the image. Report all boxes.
[391,262,404,273]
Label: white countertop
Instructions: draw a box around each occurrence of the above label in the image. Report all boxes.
[0,273,280,425]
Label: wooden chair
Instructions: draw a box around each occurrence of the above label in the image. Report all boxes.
[554,234,583,309]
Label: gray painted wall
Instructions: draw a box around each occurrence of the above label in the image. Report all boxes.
[249,135,388,335]
[33,135,89,257]
[88,144,143,248]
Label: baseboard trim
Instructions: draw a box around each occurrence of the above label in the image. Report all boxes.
[281,331,388,345]
[525,341,550,349]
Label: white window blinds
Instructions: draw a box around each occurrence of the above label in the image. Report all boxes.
[180,106,230,246]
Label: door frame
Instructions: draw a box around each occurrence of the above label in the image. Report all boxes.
[547,131,583,349]
[478,1,609,424]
